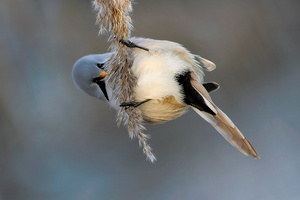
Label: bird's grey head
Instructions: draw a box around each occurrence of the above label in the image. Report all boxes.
[72,53,112,101]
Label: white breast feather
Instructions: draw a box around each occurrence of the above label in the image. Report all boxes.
[132,51,188,103]
[130,37,204,103]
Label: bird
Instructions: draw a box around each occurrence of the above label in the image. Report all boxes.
[72,37,259,159]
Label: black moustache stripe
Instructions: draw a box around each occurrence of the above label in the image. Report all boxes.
[93,77,109,101]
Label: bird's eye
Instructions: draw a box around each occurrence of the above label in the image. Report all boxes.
[96,63,104,69]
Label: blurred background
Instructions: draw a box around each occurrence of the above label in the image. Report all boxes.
[1,0,300,199]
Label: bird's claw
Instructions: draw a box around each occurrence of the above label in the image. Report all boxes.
[119,39,149,51]
[120,99,151,108]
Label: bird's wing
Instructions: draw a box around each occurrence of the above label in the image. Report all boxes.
[193,54,216,72]
[189,72,259,159]
[203,82,220,93]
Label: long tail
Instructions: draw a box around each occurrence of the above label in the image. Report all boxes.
[192,106,260,159]
[189,74,260,159]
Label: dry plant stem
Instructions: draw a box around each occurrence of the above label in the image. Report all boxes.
[93,0,156,162]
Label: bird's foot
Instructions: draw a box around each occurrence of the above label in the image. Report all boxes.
[119,39,149,51]
[120,99,151,108]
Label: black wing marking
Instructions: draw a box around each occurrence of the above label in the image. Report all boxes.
[203,82,220,93]
[176,71,216,115]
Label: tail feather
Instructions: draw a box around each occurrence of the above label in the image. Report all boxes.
[192,106,260,159]
[189,72,259,159]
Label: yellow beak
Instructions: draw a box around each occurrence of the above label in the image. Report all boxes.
[100,71,107,78]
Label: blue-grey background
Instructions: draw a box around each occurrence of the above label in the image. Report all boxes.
[1,1,300,200]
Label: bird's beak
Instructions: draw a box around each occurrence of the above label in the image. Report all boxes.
[100,71,107,78]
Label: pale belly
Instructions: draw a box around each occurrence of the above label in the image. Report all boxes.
[139,96,188,123]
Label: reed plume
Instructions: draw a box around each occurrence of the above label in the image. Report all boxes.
[93,0,156,162]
